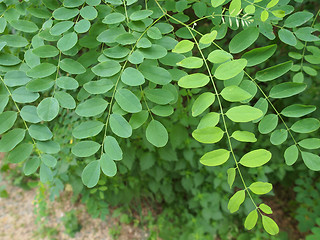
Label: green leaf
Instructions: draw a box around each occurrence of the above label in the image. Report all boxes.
[208,50,232,64]
[229,0,241,17]
[74,19,91,33]
[231,130,257,142]
[192,127,224,144]
[215,59,247,80]
[82,160,100,188]
[75,97,108,117]
[228,190,245,213]
[244,210,258,230]
[197,112,220,129]
[259,203,273,214]
[53,7,79,20]
[129,9,153,21]
[269,82,306,98]
[20,106,41,123]
[256,61,293,82]
[0,111,17,134]
[139,44,167,59]
[56,77,79,90]
[4,70,31,87]
[261,10,269,22]
[10,19,38,33]
[284,11,313,28]
[104,136,123,160]
[41,154,57,168]
[199,30,217,44]
[227,168,236,189]
[37,97,59,121]
[28,124,52,141]
[146,120,168,147]
[100,154,117,177]
[92,60,121,77]
[291,118,320,133]
[299,138,320,150]
[177,57,203,69]
[72,141,100,157]
[258,114,278,134]
[129,110,149,129]
[249,182,273,195]
[37,141,60,154]
[50,21,74,36]
[84,79,114,94]
[284,145,299,166]
[115,89,142,113]
[226,105,263,122]
[172,40,194,53]
[24,157,40,176]
[109,113,132,138]
[80,6,98,20]
[200,149,230,166]
[12,87,39,103]
[60,58,86,74]
[26,78,54,92]
[40,163,53,183]
[7,143,33,164]
[192,92,215,117]
[103,12,125,24]
[262,216,279,235]
[278,29,297,46]
[270,129,288,145]
[54,91,76,109]
[121,67,145,86]
[0,35,28,48]
[281,104,316,118]
[72,121,104,139]
[242,44,277,67]
[151,105,174,117]
[0,128,25,152]
[221,85,251,102]
[301,151,320,171]
[0,53,21,66]
[211,0,225,8]
[239,149,272,168]
[26,63,56,78]
[32,45,59,58]
[57,32,78,52]
[139,65,172,85]
[229,27,259,53]
[178,73,209,88]
[144,89,174,105]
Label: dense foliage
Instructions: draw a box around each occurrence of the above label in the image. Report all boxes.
[0,0,319,238]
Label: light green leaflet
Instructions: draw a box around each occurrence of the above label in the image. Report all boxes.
[244,210,258,230]
[192,92,215,117]
[37,97,59,121]
[215,59,247,80]
[72,121,104,139]
[249,182,273,195]
[208,50,232,64]
[109,113,132,138]
[228,190,245,213]
[100,154,117,177]
[226,105,263,122]
[178,73,209,88]
[0,111,17,134]
[192,127,224,144]
[239,149,272,168]
[57,32,78,52]
[172,40,194,53]
[200,149,230,166]
[28,124,53,141]
[229,27,259,53]
[104,136,123,160]
[75,98,108,117]
[82,160,100,188]
[72,141,100,157]
[146,120,168,147]
[177,57,203,69]
[115,89,142,113]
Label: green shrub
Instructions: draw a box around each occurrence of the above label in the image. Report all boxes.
[0,0,319,237]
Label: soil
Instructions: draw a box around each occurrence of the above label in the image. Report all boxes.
[0,178,148,240]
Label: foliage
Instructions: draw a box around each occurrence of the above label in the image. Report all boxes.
[294,173,320,233]
[0,0,319,237]
[61,210,82,238]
